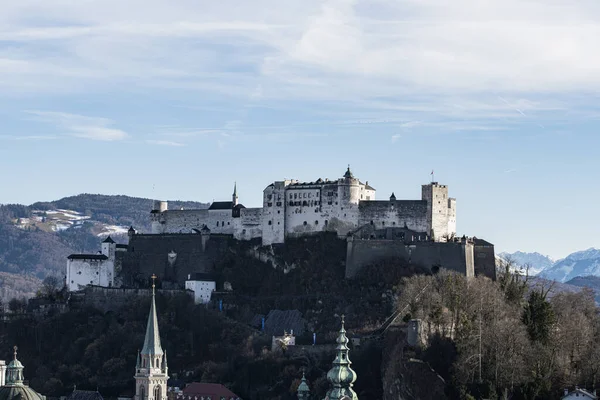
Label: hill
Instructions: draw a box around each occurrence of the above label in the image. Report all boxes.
[0,194,208,301]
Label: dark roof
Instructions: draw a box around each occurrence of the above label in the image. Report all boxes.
[188,272,215,281]
[116,244,128,249]
[233,204,246,210]
[473,238,494,247]
[182,383,239,398]
[128,226,135,232]
[344,166,354,179]
[102,236,115,244]
[208,201,233,210]
[66,390,104,400]
[67,254,108,260]
[365,183,376,190]
[256,309,306,336]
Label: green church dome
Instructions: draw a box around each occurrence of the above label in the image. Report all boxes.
[0,347,46,400]
[0,385,46,400]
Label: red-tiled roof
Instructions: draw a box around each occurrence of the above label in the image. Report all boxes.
[181,383,240,399]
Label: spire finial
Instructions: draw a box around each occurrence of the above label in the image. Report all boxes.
[13,345,17,360]
[341,314,345,326]
[151,274,157,294]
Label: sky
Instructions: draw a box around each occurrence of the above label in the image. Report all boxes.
[0,0,599,259]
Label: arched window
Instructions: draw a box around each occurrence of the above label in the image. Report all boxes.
[154,385,162,400]
[139,386,145,400]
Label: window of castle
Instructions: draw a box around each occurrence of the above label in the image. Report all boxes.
[315,220,319,225]
[268,221,272,225]
[303,221,307,225]
[216,222,219,227]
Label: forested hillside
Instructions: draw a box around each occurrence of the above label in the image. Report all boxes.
[0,194,207,301]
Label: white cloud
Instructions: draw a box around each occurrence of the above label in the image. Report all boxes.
[146,140,185,147]
[1,0,599,126]
[26,111,128,141]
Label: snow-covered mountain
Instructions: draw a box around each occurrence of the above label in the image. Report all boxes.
[498,251,555,276]
[538,248,600,283]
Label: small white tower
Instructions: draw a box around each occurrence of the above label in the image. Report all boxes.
[134,275,168,400]
[101,236,116,260]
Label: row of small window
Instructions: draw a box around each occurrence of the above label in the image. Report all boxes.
[370,221,399,226]
[266,202,282,207]
[268,220,329,226]
[266,194,281,201]
[289,191,320,200]
[289,200,321,207]
[215,221,230,227]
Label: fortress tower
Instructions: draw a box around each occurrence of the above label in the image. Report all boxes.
[422,182,456,241]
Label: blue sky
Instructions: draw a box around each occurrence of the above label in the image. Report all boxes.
[0,0,599,259]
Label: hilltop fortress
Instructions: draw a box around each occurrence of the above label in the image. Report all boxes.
[66,167,496,296]
[151,166,457,246]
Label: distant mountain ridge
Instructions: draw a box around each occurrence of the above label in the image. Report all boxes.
[0,194,208,301]
[538,248,600,283]
[500,248,600,283]
[498,251,555,276]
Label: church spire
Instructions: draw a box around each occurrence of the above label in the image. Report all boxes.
[141,275,163,356]
[135,275,168,400]
[232,182,239,206]
[325,315,358,400]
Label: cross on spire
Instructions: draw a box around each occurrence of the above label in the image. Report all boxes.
[151,274,157,294]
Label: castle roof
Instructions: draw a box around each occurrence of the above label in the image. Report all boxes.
[344,165,354,179]
[472,238,494,247]
[102,236,115,244]
[67,254,108,260]
[208,201,233,210]
[66,390,104,400]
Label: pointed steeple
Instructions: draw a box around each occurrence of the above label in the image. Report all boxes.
[232,182,239,206]
[136,350,141,369]
[141,275,163,356]
[135,275,168,400]
[325,315,358,400]
[297,371,310,400]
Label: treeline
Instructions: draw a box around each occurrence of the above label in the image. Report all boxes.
[0,292,382,400]
[399,263,600,399]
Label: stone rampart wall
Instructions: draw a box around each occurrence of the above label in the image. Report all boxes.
[346,238,475,278]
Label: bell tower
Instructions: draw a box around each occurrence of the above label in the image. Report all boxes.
[134,275,168,400]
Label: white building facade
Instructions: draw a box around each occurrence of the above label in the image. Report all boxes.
[185,276,216,304]
[66,236,116,291]
[150,167,457,245]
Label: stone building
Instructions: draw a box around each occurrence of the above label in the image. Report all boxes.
[184,273,216,304]
[150,167,456,246]
[66,236,125,291]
